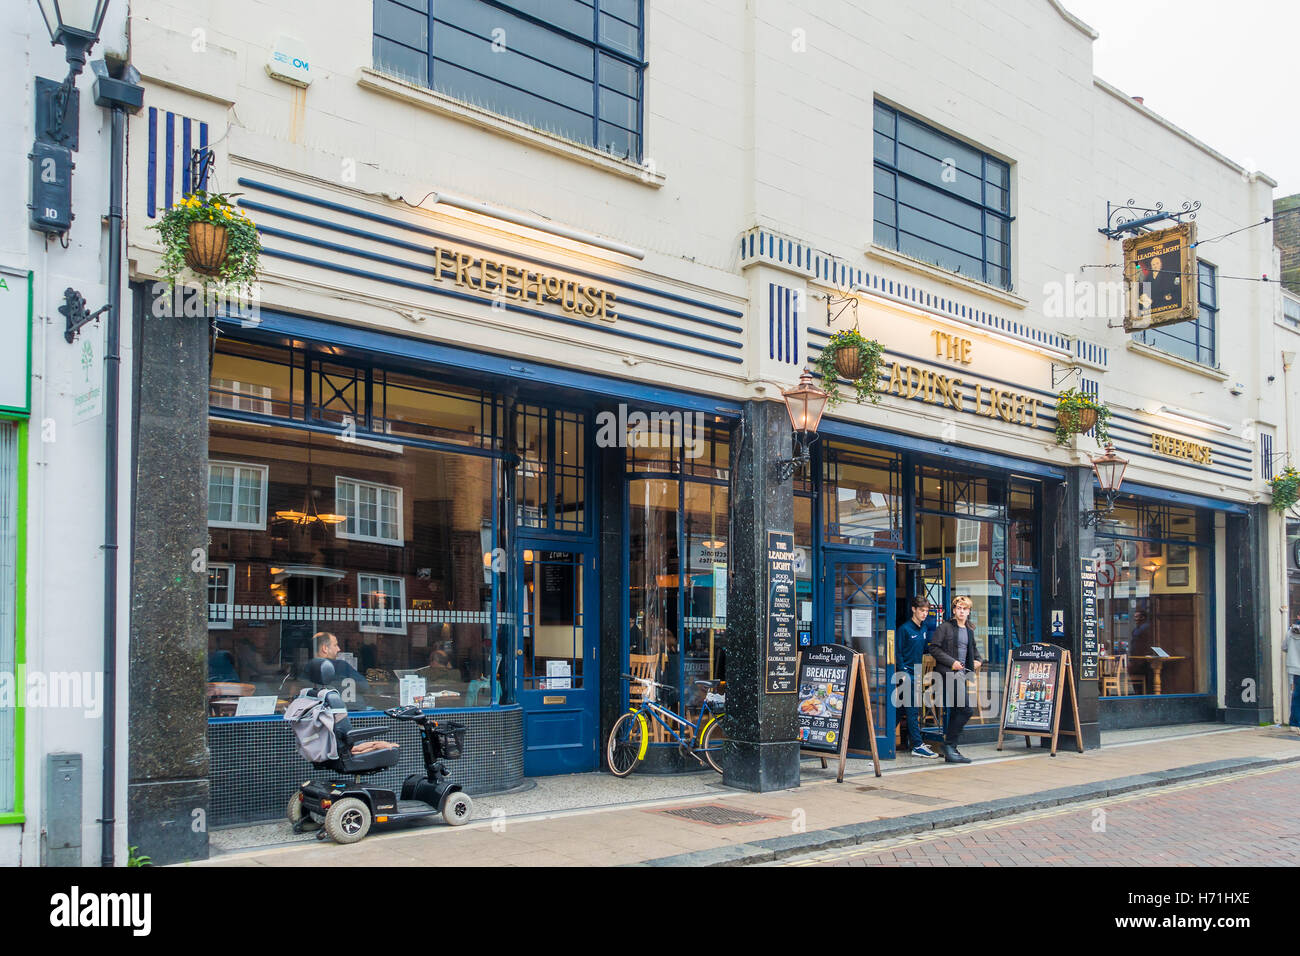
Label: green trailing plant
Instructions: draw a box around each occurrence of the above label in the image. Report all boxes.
[150,190,260,291]
[814,327,886,407]
[1054,387,1111,446]
[127,845,152,867]
[1271,465,1300,514]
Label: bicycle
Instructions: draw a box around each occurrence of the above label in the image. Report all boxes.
[607,674,726,776]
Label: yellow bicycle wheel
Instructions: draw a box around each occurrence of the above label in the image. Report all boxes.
[607,711,649,777]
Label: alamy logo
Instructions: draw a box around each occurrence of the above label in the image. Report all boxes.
[594,405,707,458]
[50,887,151,936]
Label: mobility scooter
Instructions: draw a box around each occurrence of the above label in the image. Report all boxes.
[287,659,474,844]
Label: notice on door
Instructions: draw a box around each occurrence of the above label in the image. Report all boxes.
[765,530,797,693]
[850,608,873,639]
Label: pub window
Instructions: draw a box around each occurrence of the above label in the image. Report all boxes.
[1132,260,1218,367]
[822,443,903,549]
[373,0,645,160]
[873,101,1012,289]
[208,462,268,529]
[208,564,235,629]
[336,477,405,546]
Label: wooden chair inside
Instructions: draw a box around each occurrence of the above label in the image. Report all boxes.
[1121,656,1146,696]
[1100,655,1122,696]
[628,652,670,741]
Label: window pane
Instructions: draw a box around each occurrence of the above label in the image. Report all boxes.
[374,36,428,85]
[209,466,235,523]
[823,444,903,548]
[599,10,639,54]
[376,0,429,45]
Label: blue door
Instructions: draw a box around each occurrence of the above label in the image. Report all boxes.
[823,553,895,759]
[517,542,599,775]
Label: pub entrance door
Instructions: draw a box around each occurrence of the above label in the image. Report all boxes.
[823,552,895,759]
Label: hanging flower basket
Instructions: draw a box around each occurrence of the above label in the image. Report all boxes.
[1271,465,1300,514]
[1054,387,1110,446]
[832,342,863,380]
[184,221,230,276]
[150,189,260,291]
[813,327,885,407]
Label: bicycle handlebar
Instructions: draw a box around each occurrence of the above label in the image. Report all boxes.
[619,673,671,690]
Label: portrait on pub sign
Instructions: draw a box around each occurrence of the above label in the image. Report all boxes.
[1122,222,1198,332]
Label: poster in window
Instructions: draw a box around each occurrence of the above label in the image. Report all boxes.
[1123,223,1198,332]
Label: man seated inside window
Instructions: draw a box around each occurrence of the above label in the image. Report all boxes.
[311,631,371,711]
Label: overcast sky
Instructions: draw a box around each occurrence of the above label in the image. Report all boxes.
[1063,0,1299,197]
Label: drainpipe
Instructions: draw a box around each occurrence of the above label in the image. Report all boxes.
[91,61,143,868]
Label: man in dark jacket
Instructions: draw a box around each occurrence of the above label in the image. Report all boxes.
[896,595,940,758]
[926,595,983,764]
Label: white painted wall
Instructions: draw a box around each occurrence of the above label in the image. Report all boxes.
[0,1,133,865]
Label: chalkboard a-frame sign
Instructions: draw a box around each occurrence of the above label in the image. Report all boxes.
[795,643,881,782]
[996,643,1083,756]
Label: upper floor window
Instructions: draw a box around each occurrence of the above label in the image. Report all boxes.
[1132,260,1217,367]
[373,0,644,160]
[336,477,405,546]
[208,462,268,529]
[873,102,1012,290]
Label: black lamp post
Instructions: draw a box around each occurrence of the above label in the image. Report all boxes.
[777,369,829,481]
[35,0,111,145]
[1081,442,1129,528]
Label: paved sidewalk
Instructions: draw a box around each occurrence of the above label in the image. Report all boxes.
[193,726,1300,867]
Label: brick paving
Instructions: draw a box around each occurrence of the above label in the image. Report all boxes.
[194,727,1300,867]
[789,764,1300,867]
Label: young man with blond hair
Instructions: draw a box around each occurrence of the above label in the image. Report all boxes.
[926,595,983,764]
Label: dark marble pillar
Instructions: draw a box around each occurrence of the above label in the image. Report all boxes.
[1045,469,1100,749]
[126,284,210,863]
[596,436,624,764]
[1223,506,1273,724]
[722,401,799,791]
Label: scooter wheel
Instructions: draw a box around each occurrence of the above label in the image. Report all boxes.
[442,792,473,827]
[323,797,372,844]
[287,791,305,826]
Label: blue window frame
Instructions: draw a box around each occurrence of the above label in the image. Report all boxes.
[374,0,645,160]
[1132,260,1217,367]
[873,101,1013,289]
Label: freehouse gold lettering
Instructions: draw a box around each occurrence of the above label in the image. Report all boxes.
[432,245,618,321]
[1151,432,1212,465]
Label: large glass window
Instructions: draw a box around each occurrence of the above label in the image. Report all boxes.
[374,0,645,160]
[626,422,730,727]
[873,101,1012,289]
[515,404,587,533]
[1132,260,1218,367]
[822,443,903,548]
[1095,499,1212,697]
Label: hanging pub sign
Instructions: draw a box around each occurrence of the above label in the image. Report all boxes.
[765,531,798,693]
[996,643,1083,756]
[795,643,881,781]
[1123,222,1198,332]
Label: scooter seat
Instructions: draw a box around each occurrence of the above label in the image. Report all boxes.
[335,747,401,773]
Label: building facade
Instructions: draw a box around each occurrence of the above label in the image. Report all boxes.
[4,0,1289,865]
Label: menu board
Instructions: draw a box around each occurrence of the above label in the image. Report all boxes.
[1080,558,1099,680]
[1002,643,1063,734]
[796,644,851,753]
[765,530,798,693]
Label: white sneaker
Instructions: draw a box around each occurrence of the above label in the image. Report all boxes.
[912,744,940,758]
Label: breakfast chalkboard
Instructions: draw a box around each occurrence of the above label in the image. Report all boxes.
[795,643,881,781]
[996,643,1083,756]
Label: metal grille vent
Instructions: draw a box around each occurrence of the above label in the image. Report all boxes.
[658,804,776,826]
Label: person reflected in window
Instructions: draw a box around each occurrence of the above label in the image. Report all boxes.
[926,595,983,764]
[312,631,370,709]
